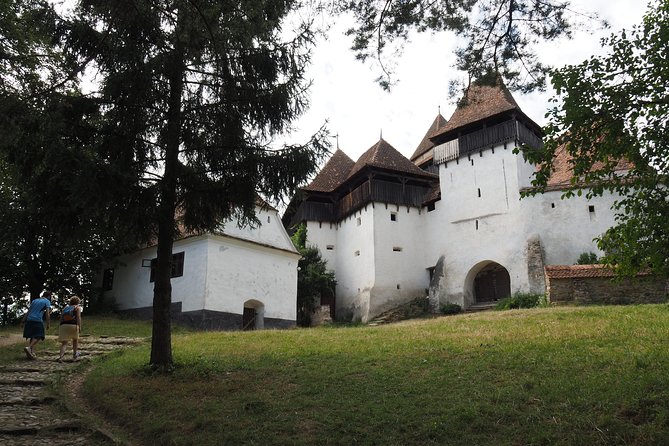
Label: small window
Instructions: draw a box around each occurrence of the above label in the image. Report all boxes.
[267,216,271,223]
[393,247,403,252]
[588,205,595,213]
[150,251,185,282]
[356,217,361,226]
[326,245,334,251]
[102,268,114,291]
[354,250,360,257]
[551,203,555,209]
[390,212,397,222]
[396,284,401,290]
[427,203,435,212]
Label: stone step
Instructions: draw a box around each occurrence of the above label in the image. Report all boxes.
[466,302,497,312]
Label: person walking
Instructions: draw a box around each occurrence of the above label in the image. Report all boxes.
[22,290,52,359]
[58,296,83,361]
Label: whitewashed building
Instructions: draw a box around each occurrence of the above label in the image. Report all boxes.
[287,81,629,322]
[100,204,300,330]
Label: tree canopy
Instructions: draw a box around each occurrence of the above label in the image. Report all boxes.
[341,0,587,91]
[523,0,669,277]
[58,0,330,370]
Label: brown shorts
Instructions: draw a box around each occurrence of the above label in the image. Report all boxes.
[58,324,79,341]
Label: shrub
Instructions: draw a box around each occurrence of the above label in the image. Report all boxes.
[495,292,547,310]
[440,303,462,315]
[576,252,599,265]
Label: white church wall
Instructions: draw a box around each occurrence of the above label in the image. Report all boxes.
[334,206,377,321]
[204,234,299,322]
[370,204,430,316]
[305,220,338,272]
[423,144,541,306]
[520,190,620,265]
[423,141,622,309]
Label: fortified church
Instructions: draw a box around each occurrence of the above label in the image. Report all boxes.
[287,80,628,322]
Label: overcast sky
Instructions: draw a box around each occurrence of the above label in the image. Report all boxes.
[287,0,650,163]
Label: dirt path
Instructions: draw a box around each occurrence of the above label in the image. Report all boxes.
[0,335,144,445]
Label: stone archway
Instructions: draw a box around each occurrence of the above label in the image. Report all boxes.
[242,299,265,331]
[473,262,511,303]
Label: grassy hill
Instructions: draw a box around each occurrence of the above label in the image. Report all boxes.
[77,305,669,445]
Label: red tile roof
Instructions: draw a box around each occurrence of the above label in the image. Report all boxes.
[544,143,635,191]
[545,264,652,279]
[303,149,355,193]
[346,138,438,181]
[430,80,519,140]
[411,114,448,162]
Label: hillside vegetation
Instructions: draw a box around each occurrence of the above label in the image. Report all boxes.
[80,305,669,445]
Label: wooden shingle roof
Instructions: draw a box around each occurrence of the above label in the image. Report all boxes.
[430,80,520,140]
[410,113,448,162]
[544,143,634,192]
[302,149,355,193]
[346,138,438,181]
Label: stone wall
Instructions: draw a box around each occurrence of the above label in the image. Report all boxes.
[545,265,668,305]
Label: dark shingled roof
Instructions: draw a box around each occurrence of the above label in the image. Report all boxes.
[430,81,520,140]
[303,149,355,192]
[346,138,438,181]
[411,113,448,162]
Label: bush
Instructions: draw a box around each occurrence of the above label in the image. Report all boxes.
[576,252,599,265]
[440,303,462,315]
[495,292,547,310]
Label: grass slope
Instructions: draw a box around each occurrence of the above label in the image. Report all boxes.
[85,305,669,445]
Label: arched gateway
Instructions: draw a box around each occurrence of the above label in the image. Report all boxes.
[466,261,511,304]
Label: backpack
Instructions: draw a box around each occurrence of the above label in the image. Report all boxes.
[61,306,77,323]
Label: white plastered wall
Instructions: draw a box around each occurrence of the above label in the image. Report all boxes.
[103,236,208,312]
[204,234,299,322]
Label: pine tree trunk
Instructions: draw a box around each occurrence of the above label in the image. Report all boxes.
[150,22,185,371]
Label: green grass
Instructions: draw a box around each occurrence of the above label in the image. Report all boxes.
[83,304,669,446]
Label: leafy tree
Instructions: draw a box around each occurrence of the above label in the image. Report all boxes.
[0,1,118,321]
[291,223,336,326]
[62,1,329,370]
[576,252,599,265]
[341,0,589,92]
[523,0,669,277]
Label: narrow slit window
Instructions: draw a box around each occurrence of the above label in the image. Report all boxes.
[393,247,403,252]
[475,220,479,230]
[477,188,481,198]
[326,245,334,250]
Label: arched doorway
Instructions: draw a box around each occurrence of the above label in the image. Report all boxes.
[473,262,511,303]
[242,299,265,331]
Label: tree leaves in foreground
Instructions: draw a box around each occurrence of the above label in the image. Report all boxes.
[523,0,669,277]
[63,1,329,370]
[341,0,587,92]
[0,0,120,322]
